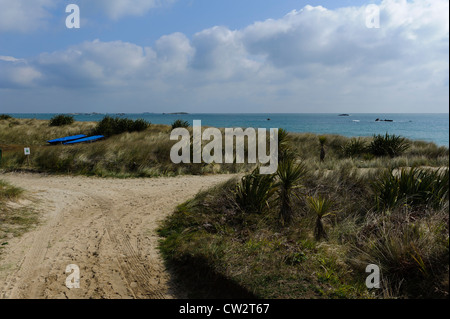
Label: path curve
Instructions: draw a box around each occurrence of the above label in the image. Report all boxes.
[0,172,234,299]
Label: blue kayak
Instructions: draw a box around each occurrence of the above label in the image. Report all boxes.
[63,135,104,145]
[47,134,86,144]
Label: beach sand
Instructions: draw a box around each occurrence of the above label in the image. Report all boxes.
[0,172,234,299]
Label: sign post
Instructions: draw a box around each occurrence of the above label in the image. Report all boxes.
[24,147,30,166]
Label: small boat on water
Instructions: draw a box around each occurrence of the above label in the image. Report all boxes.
[375,118,394,122]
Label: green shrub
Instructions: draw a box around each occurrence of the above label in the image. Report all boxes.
[369,133,410,158]
[357,212,449,298]
[235,168,276,214]
[342,138,368,158]
[171,119,190,129]
[276,159,307,224]
[0,114,12,120]
[49,114,75,127]
[93,116,150,137]
[373,167,449,210]
[306,195,335,240]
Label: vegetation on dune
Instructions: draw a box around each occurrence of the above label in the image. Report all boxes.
[171,119,190,129]
[0,114,12,121]
[0,179,39,253]
[92,116,151,137]
[0,118,448,177]
[49,114,75,127]
[0,117,448,298]
[368,133,410,158]
[158,129,449,299]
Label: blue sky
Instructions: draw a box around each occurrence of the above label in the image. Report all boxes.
[0,0,448,113]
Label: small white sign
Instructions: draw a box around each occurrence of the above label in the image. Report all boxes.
[24,148,30,155]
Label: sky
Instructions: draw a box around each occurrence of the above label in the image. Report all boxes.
[0,0,448,113]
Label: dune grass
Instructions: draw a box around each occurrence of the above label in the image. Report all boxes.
[0,179,39,253]
[158,131,448,299]
[1,116,448,298]
[159,164,449,299]
[0,117,448,177]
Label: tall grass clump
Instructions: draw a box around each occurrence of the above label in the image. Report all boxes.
[306,195,335,240]
[319,136,327,161]
[342,138,368,158]
[49,114,75,127]
[0,180,23,200]
[235,168,276,214]
[355,207,449,298]
[373,167,449,211]
[92,116,150,137]
[171,119,190,129]
[276,159,307,225]
[369,133,410,158]
[0,114,12,120]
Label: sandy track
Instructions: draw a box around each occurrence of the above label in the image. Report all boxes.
[0,172,234,299]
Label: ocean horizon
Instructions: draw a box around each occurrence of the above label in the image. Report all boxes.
[6,112,449,146]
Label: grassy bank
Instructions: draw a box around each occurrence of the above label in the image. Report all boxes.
[0,118,255,176]
[0,117,448,177]
[158,131,449,299]
[159,169,449,299]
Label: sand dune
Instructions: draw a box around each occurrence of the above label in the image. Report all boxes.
[0,172,234,299]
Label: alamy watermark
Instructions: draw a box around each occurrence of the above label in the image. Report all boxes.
[365,264,380,289]
[65,264,80,289]
[170,120,279,175]
[66,4,381,29]
[66,4,80,29]
[365,4,380,29]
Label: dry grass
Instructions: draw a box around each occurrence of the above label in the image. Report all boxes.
[0,179,40,254]
[0,117,448,178]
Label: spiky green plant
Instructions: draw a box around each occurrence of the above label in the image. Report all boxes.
[319,136,327,162]
[276,159,307,225]
[342,138,368,158]
[235,168,276,214]
[369,133,410,158]
[306,195,335,240]
[278,128,295,163]
[373,167,449,210]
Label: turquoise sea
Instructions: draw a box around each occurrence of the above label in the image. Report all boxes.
[7,113,449,146]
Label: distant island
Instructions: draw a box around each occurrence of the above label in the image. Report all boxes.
[163,112,189,115]
[338,114,350,116]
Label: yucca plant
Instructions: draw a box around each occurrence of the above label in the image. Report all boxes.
[373,167,449,211]
[369,133,410,158]
[319,136,327,162]
[235,168,277,214]
[278,128,295,163]
[306,195,335,240]
[276,159,307,225]
[342,138,368,158]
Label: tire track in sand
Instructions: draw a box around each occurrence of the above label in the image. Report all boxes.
[0,173,234,299]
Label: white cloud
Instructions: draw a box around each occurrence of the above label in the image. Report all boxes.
[1,0,448,113]
[0,0,56,32]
